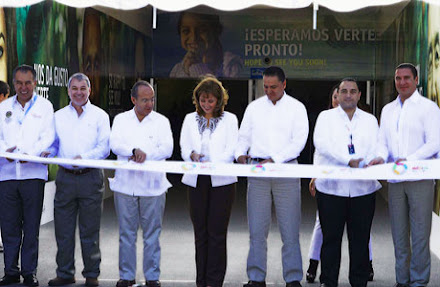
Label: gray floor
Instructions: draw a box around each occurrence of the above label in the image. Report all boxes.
[1,177,439,287]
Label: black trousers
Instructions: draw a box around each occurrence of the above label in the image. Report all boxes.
[316,191,376,287]
[0,179,45,277]
[54,168,104,279]
[188,176,235,287]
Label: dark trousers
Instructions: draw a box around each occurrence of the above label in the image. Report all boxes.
[316,191,376,287]
[0,179,45,277]
[188,176,235,287]
[54,168,104,279]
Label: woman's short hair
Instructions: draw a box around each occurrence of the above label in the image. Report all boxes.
[0,80,10,95]
[193,75,228,118]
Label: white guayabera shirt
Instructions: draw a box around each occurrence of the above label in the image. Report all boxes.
[0,93,55,181]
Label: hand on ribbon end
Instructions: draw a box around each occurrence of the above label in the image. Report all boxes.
[40,151,51,165]
[366,157,385,167]
[190,151,204,162]
[348,158,364,168]
[132,148,147,163]
[40,151,51,158]
[71,155,82,168]
[395,158,406,163]
[237,155,250,164]
[19,153,29,164]
[309,178,316,197]
[5,146,16,162]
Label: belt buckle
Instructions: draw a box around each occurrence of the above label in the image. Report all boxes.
[65,167,89,175]
[251,158,263,164]
[73,169,83,175]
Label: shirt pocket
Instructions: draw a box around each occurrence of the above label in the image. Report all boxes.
[140,129,158,152]
[79,121,100,146]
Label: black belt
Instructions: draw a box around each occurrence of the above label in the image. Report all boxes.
[61,166,92,175]
[250,157,270,163]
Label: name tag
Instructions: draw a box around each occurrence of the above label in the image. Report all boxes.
[348,144,355,155]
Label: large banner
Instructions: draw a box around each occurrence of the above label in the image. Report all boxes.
[2,3,152,115]
[153,8,380,80]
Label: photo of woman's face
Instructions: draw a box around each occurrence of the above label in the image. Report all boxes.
[0,8,7,82]
[179,13,210,56]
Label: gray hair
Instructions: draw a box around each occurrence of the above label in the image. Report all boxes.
[131,80,154,99]
[68,72,91,88]
[13,64,36,81]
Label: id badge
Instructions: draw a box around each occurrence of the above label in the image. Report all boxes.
[348,144,355,155]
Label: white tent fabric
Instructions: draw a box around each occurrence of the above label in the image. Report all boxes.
[0,0,412,12]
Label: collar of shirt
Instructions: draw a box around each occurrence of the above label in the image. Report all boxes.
[336,105,361,123]
[130,108,156,123]
[397,90,420,107]
[12,93,38,109]
[68,100,91,114]
[264,92,287,106]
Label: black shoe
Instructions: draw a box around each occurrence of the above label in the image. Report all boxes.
[286,281,302,287]
[368,260,374,281]
[85,278,99,287]
[244,281,266,287]
[146,281,161,287]
[23,274,39,287]
[306,259,319,283]
[393,284,409,287]
[116,279,136,287]
[48,277,76,286]
[0,275,20,286]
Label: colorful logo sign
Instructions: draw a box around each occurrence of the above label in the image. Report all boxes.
[392,162,408,175]
[251,164,266,173]
[411,166,429,173]
[182,163,197,171]
[321,169,335,175]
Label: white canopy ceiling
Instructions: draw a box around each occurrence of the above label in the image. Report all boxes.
[0,0,424,12]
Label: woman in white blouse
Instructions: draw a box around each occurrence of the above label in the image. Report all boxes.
[180,76,238,287]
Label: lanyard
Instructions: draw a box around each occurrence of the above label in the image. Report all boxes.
[342,113,356,155]
[18,95,37,125]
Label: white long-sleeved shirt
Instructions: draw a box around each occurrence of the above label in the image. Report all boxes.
[314,106,381,197]
[0,94,55,181]
[377,90,440,162]
[51,101,110,168]
[234,93,309,163]
[109,109,173,196]
[376,90,440,183]
[180,111,238,187]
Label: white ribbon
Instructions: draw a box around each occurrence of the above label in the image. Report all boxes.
[1,152,439,180]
